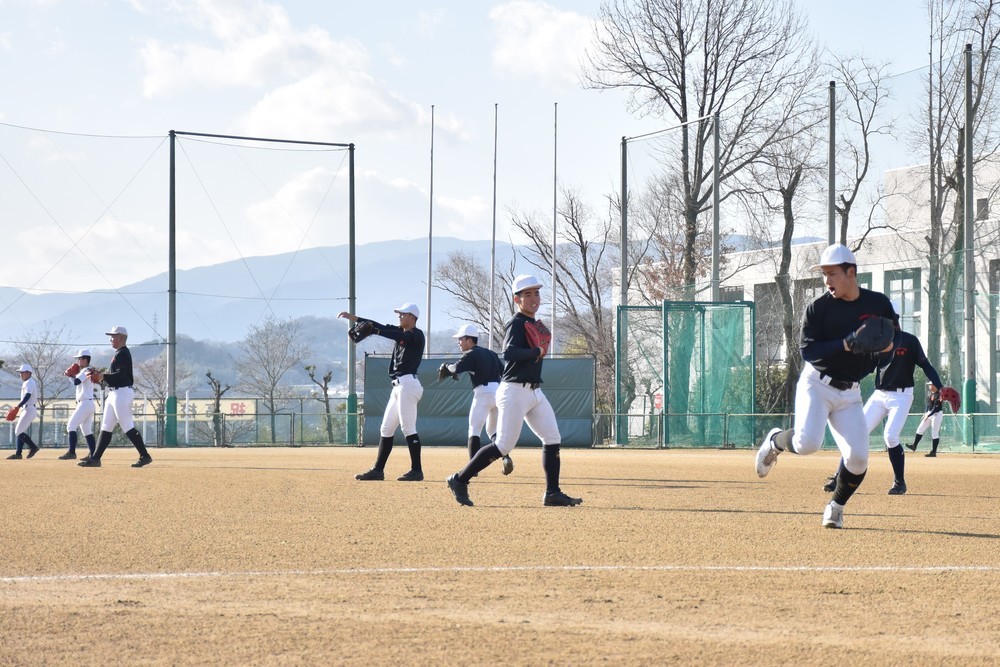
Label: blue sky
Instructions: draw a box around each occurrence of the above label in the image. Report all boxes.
[0,0,932,297]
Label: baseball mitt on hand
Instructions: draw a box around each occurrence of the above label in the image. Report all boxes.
[5,407,18,422]
[438,363,457,382]
[844,316,895,354]
[65,362,81,378]
[940,386,961,412]
[86,368,105,384]
[348,320,374,343]
[524,319,552,355]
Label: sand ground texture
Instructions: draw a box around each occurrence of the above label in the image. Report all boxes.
[1,446,998,665]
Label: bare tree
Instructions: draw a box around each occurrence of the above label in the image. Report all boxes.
[134,352,194,446]
[206,370,233,446]
[235,316,310,444]
[304,364,335,443]
[5,324,74,444]
[433,250,518,349]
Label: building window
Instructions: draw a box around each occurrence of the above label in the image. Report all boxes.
[857,271,872,290]
[720,285,744,302]
[885,268,921,333]
[977,197,990,221]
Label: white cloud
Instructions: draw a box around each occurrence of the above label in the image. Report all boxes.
[489,0,594,89]
[0,32,11,51]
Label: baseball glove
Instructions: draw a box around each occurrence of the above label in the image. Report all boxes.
[940,386,961,412]
[844,316,894,354]
[5,407,19,422]
[348,320,374,343]
[524,319,552,355]
[438,363,458,382]
[65,362,81,378]
[86,368,105,384]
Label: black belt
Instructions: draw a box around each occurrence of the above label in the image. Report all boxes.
[391,374,417,385]
[509,381,541,389]
[881,386,910,392]
[108,386,133,391]
[820,374,858,391]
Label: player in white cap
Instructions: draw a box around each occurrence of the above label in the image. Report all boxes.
[339,302,426,481]
[754,244,895,528]
[5,364,40,459]
[59,348,98,460]
[447,275,582,507]
[439,323,513,475]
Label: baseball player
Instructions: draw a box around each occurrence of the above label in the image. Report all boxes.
[5,363,40,459]
[78,326,153,468]
[59,348,98,461]
[908,382,944,457]
[446,274,582,507]
[822,307,941,495]
[755,244,895,529]
[439,323,514,475]
[339,303,426,482]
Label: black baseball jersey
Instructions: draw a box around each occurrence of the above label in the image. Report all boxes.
[361,319,425,378]
[501,312,544,384]
[800,288,895,383]
[448,345,502,388]
[874,330,942,390]
[103,345,135,388]
[924,390,944,416]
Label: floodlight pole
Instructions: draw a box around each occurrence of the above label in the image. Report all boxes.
[165,131,177,446]
[828,81,836,245]
[347,143,358,444]
[963,43,976,442]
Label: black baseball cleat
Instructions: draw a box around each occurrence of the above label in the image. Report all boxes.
[59,452,77,460]
[26,446,40,459]
[447,473,474,506]
[822,474,838,493]
[501,455,514,476]
[6,453,22,460]
[78,458,102,467]
[355,468,385,481]
[132,456,153,468]
[397,469,424,482]
[905,443,917,452]
[888,481,907,495]
[925,452,937,458]
[543,490,583,507]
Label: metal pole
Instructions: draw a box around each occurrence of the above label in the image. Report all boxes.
[551,102,558,354]
[489,103,498,349]
[711,112,720,301]
[165,131,177,446]
[828,81,836,245]
[347,143,358,444]
[426,105,434,352]
[963,43,977,436]
[617,136,628,445]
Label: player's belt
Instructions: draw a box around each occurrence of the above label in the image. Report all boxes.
[509,381,541,389]
[391,374,417,385]
[819,374,859,391]
[881,386,912,392]
[108,385,133,391]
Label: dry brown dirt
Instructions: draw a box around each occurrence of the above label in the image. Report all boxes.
[1,446,998,665]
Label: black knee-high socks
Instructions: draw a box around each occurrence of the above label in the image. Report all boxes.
[459,444,501,482]
[887,445,905,483]
[467,435,481,459]
[405,434,422,472]
[125,428,150,458]
[374,436,393,470]
[832,466,867,505]
[542,445,561,493]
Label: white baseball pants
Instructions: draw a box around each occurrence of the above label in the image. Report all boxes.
[380,374,423,438]
[792,364,869,474]
[493,382,560,456]
[864,388,914,449]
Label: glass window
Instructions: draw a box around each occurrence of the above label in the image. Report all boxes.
[885,268,921,333]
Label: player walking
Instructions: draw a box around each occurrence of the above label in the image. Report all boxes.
[446,275,581,507]
[908,383,945,457]
[5,364,40,459]
[59,349,98,460]
[339,303,426,481]
[439,324,514,475]
[754,244,895,528]
[822,307,941,495]
[78,326,153,468]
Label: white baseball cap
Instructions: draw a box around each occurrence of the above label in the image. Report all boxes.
[512,274,543,294]
[74,348,92,358]
[17,363,32,373]
[453,324,479,339]
[810,244,857,270]
[105,325,128,336]
[393,303,420,319]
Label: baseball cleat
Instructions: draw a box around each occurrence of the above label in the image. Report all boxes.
[26,446,40,459]
[355,468,385,481]
[823,474,838,493]
[543,490,583,507]
[925,452,937,458]
[78,458,101,467]
[59,452,77,460]
[755,428,783,478]
[905,443,917,452]
[822,501,844,529]
[132,456,153,468]
[6,453,22,460]
[447,473,474,506]
[887,481,907,495]
[397,469,424,482]
[501,455,514,476]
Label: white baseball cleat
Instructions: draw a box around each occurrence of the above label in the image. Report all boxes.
[755,428,783,478]
[822,500,845,529]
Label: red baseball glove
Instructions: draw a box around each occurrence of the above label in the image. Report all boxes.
[524,319,552,355]
[5,407,19,422]
[65,362,81,378]
[939,386,961,412]
[86,368,105,384]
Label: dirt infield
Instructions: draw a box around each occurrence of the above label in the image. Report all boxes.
[1,446,998,665]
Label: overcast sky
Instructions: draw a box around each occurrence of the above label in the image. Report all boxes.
[0,0,932,301]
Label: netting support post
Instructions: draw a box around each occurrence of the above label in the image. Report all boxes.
[165,129,178,446]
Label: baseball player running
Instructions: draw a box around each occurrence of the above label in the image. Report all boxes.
[446,274,582,507]
[908,383,944,457]
[59,349,98,460]
[823,306,941,495]
[755,244,895,528]
[78,326,153,468]
[339,303,426,482]
[439,323,514,475]
[5,364,40,459]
